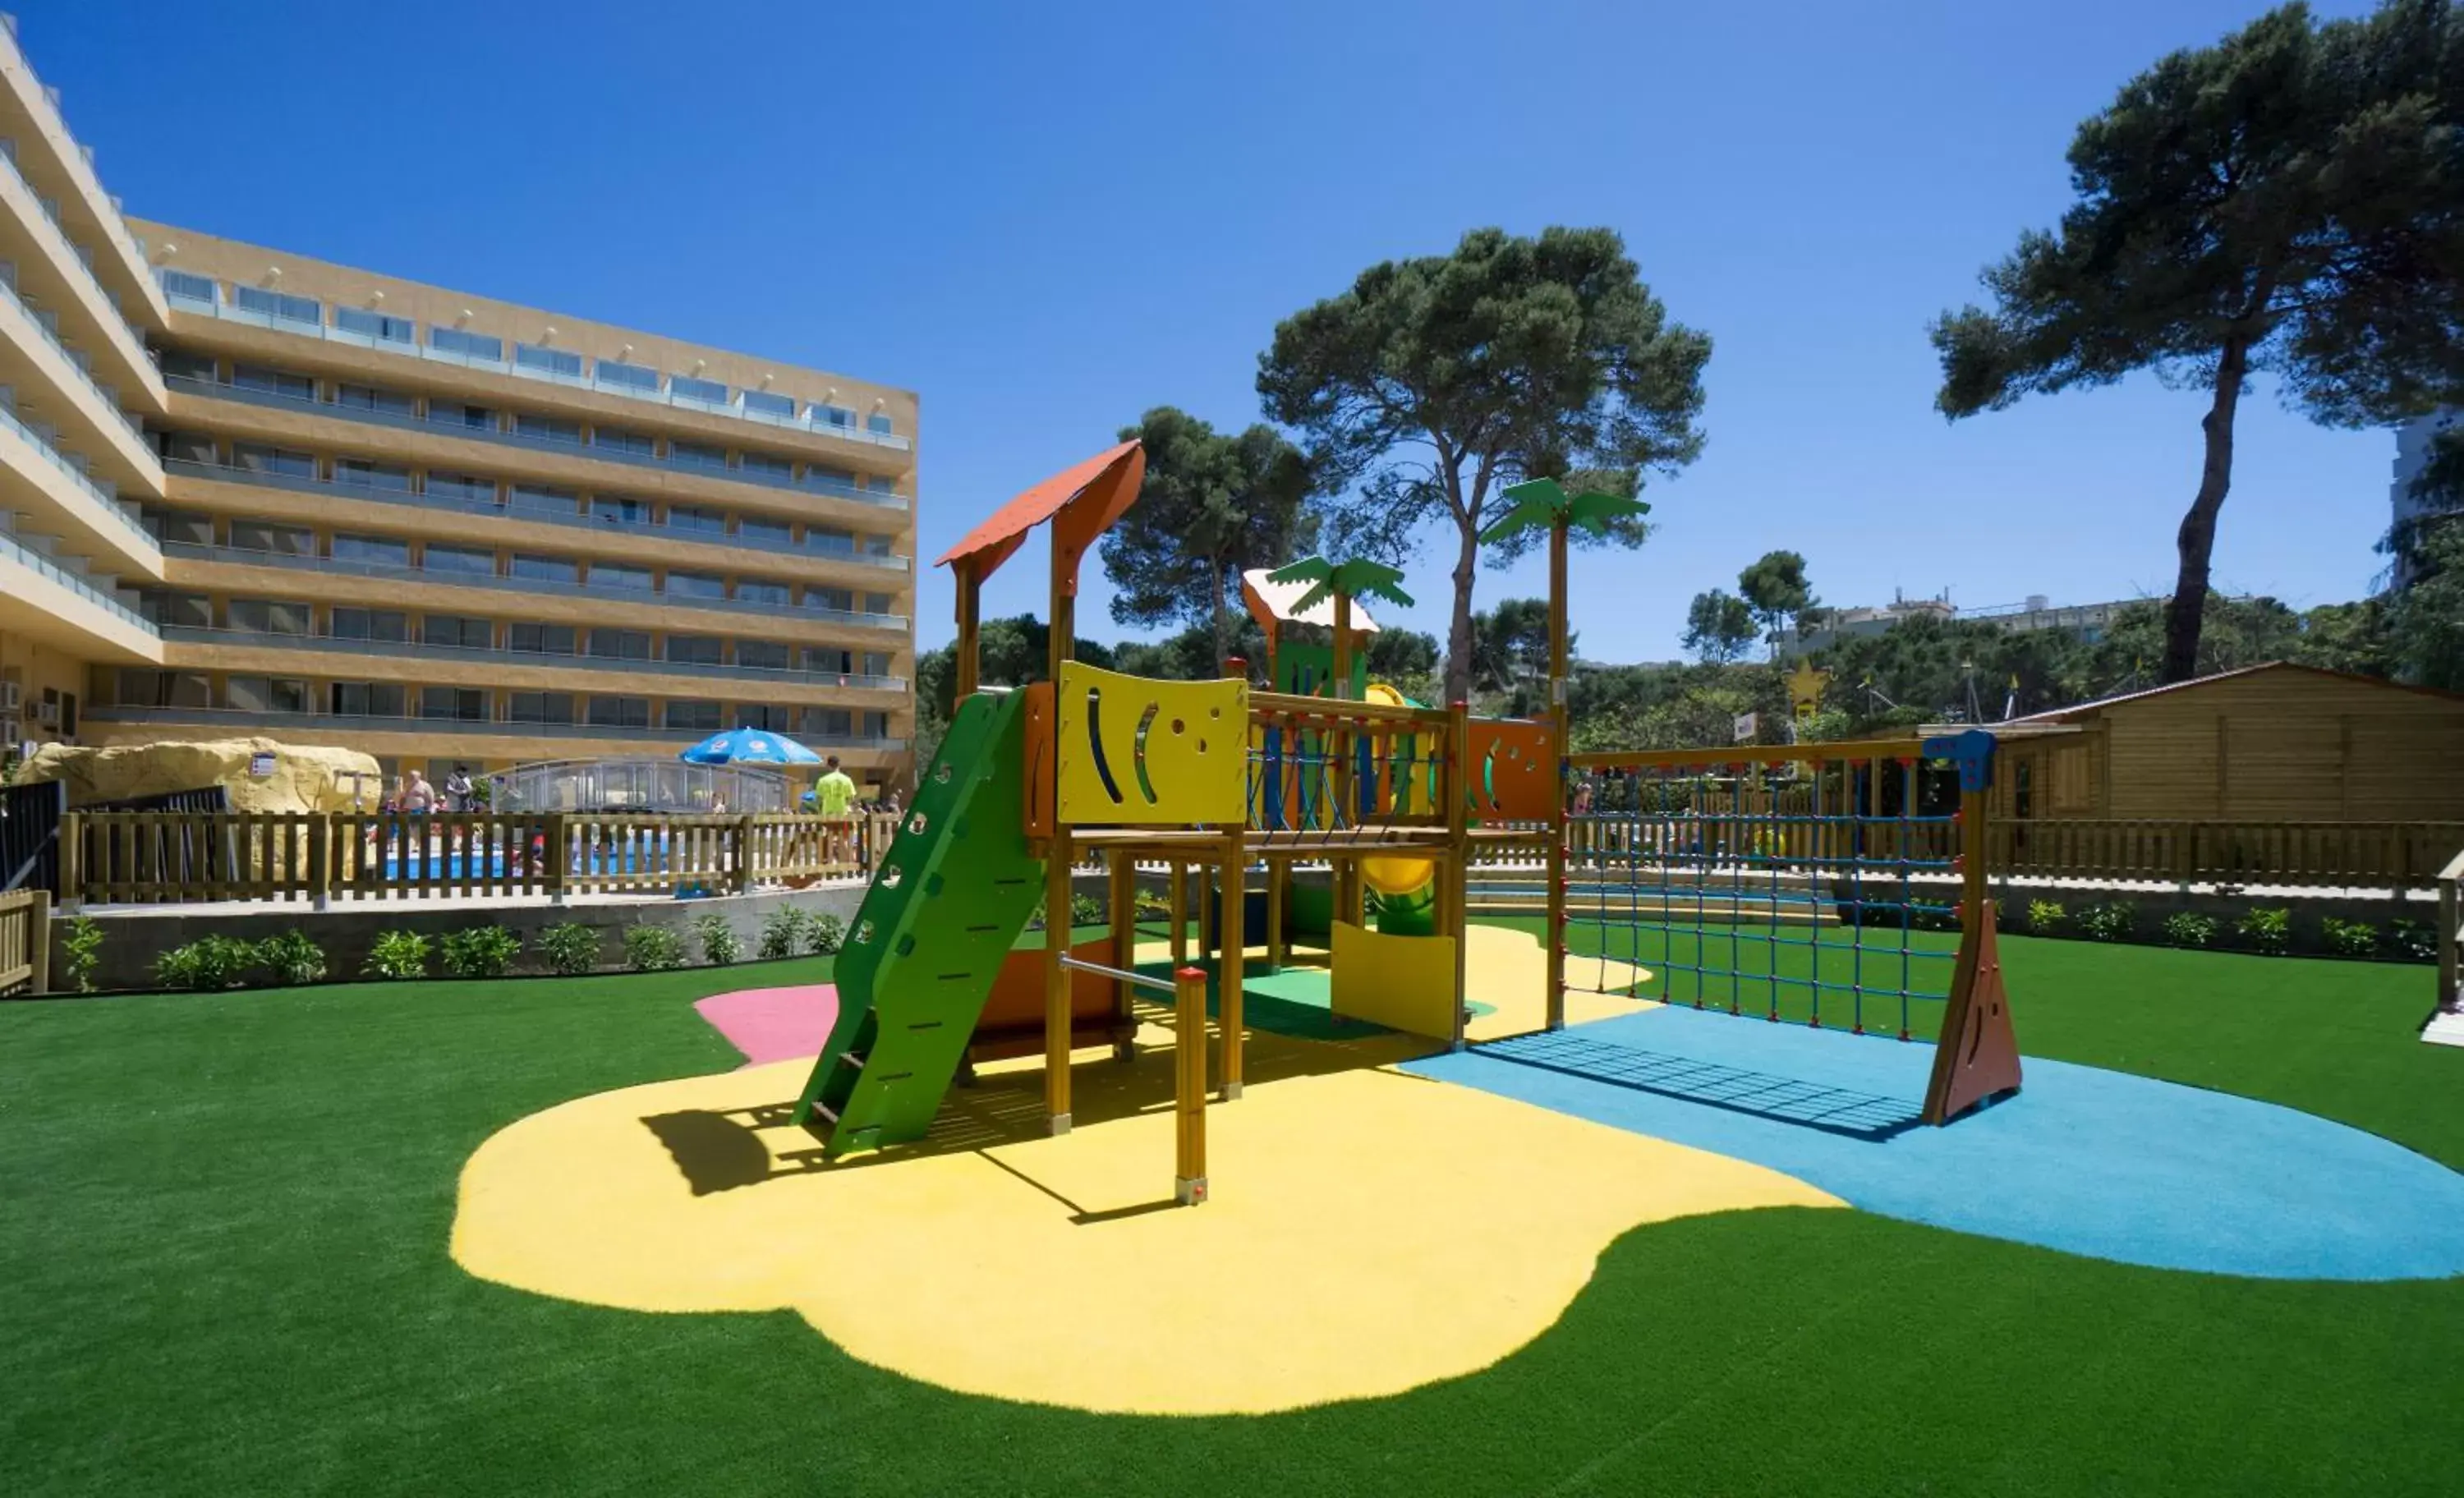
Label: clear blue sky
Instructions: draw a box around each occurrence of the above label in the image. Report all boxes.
[30,0,2396,662]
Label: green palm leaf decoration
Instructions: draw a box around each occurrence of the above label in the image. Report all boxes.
[1478,477,1650,546]
[1266,554,1415,618]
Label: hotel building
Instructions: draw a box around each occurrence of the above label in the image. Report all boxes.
[0,18,916,795]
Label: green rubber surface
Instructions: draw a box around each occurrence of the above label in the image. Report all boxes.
[792,690,1045,1152]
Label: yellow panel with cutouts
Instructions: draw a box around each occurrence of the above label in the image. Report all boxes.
[1052,662,1249,826]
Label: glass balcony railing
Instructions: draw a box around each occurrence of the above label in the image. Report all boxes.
[80,702,908,750]
[156,267,915,453]
[164,372,911,512]
[155,623,908,692]
[0,142,152,359]
[0,521,155,635]
[0,287,150,452]
[0,395,157,554]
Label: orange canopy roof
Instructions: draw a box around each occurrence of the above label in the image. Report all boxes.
[935,439,1145,592]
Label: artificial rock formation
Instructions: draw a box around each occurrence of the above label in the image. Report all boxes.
[18,738,381,813]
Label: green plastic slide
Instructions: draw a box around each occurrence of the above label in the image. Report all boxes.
[791,689,1046,1153]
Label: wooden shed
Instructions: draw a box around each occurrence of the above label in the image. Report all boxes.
[1974,663,2464,824]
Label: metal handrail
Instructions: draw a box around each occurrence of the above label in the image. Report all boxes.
[154,623,908,691]
[0,522,154,633]
[0,395,155,549]
[1056,954,1179,993]
[81,703,907,750]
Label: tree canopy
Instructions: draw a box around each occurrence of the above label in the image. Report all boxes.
[1931,0,2464,682]
[1100,406,1316,673]
[1682,590,1758,664]
[1735,550,1815,652]
[1257,225,1710,702]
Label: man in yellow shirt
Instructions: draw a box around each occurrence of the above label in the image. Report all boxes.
[815,756,857,864]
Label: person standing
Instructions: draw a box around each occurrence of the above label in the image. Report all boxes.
[814,755,857,865]
[444,764,475,814]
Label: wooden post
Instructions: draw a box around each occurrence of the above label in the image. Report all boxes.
[28,889,50,996]
[310,814,333,912]
[1175,963,1209,1205]
[2439,867,2459,1015]
[1218,832,1245,1100]
[1042,527,1076,1135]
[1198,856,1217,959]
[1546,518,1570,1032]
[1169,862,1188,963]
[1265,859,1287,972]
[731,812,756,894]
[1448,698,1473,1050]
[1331,592,1359,928]
[545,812,569,907]
[953,558,981,707]
[1109,847,1137,1059]
[1961,779,1990,945]
[57,812,82,914]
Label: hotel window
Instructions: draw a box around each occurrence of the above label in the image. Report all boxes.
[334,306,415,345]
[665,634,724,667]
[816,404,855,430]
[740,451,792,481]
[422,544,496,577]
[233,286,322,325]
[228,519,313,555]
[429,399,497,430]
[807,648,854,674]
[807,586,854,613]
[514,342,582,378]
[159,348,216,384]
[864,592,895,615]
[332,534,411,568]
[863,651,892,678]
[508,482,578,518]
[864,534,894,558]
[331,607,408,642]
[595,358,658,392]
[591,496,654,527]
[590,563,652,593]
[427,471,497,504]
[736,579,789,606]
[514,412,582,445]
[866,476,899,500]
[508,692,574,724]
[665,570,726,600]
[422,686,489,721]
[334,457,412,492]
[861,711,890,738]
[423,614,494,650]
[592,425,655,457]
[159,269,217,305]
[227,598,312,636]
[734,640,789,671]
[670,439,729,471]
[664,700,721,731]
[331,682,407,717]
[807,526,854,554]
[804,707,853,738]
[736,704,793,731]
[430,327,503,361]
[154,430,217,466]
[867,412,894,435]
[509,554,578,585]
[668,505,725,535]
[225,676,312,715]
[509,622,577,655]
[670,373,729,405]
[333,381,415,416]
[140,504,214,545]
[136,589,212,628]
[588,628,651,660]
[742,389,794,418]
[805,465,857,493]
[587,695,650,728]
[736,516,791,548]
[117,669,211,708]
[232,442,315,479]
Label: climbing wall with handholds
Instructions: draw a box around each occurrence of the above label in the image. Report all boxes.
[1053,662,1250,827]
[1465,717,1557,823]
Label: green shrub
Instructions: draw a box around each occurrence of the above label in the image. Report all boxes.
[759,907,809,961]
[2025,898,2067,935]
[534,923,600,976]
[155,935,255,992]
[439,926,522,979]
[2237,906,2292,956]
[255,930,327,986]
[2321,917,2378,959]
[1133,890,1173,921]
[363,930,430,981]
[805,912,845,956]
[58,915,104,994]
[623,923,685,972]
[2161,912,2220,949]
[692,912,742,967]
[2075,902,2137,943]
[1072,893,1105,929]
[2388,918,2439,963]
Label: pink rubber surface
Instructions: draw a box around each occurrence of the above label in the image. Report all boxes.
[694,984,840,1068]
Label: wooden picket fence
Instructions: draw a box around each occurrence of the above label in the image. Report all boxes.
[1986,819,2464,889]
[53,810,901,907]
[0,887,48,995]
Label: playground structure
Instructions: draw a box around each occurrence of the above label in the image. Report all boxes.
[789,448,2024,1198]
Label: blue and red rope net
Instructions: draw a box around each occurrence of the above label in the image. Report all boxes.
[1550,752,1961,1041]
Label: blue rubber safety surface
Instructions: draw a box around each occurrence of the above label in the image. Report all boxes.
[1407,1005,2464,1282]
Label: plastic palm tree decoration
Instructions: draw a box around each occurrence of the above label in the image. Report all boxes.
[1478,477,1649,712]
[1266,554,1414,700]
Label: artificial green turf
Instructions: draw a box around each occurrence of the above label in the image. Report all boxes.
[2,935,2461,1496]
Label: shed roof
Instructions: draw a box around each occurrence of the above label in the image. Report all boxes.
[2005,661,2464,724]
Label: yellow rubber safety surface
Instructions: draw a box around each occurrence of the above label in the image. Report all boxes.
[450,927,1842,1416]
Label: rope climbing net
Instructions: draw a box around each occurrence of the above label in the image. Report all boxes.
[1560,744,1967,1042]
